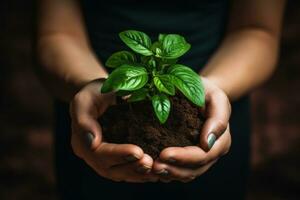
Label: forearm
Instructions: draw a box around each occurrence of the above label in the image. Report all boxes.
[37,33,107,102]
[201,28,279,101]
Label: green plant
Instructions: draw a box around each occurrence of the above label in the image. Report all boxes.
[101,30,205,124]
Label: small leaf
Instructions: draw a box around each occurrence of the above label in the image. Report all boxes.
[160,34,191,59]
[152,94,171,124]
[119,30,153,56]
[101,64,148,93]
[155,48,162,56]
[148,57,156,69]
[151,41,162,52]
[168,64,205,106]
[153,75,175,95]
[128,88,148,102]
[105,51,136,68]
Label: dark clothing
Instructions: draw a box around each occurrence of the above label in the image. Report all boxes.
[55,0,251,199]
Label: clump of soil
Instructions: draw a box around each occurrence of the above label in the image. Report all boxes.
[99,93,204,158]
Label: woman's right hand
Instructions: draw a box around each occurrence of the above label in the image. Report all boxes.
[70,79,158,183]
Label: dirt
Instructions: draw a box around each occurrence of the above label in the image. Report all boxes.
[99,93,204,158]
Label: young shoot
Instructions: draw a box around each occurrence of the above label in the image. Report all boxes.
[101,30,205,124]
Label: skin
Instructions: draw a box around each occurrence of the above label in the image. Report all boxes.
[37,0,285,182]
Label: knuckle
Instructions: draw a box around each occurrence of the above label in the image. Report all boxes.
[197,158,209,166]
[227,99,232,115]
[73,91,90,103]
[216,120,227,134]
[72,148,83,159]
[76,116,90,128]
[222,144,231,157]
[105,171,120,182]
[126,145,139,155]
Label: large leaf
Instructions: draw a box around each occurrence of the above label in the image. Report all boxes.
[167,64,205,106]
[153,75,175,95]
[105,51,136,68]
[115,90,132,96]
[101,64,148,93]
[158,33,167,43]
[159,34,191,59]
[152,94,171,124]
[119,30,153,56]
[127,88,148,102]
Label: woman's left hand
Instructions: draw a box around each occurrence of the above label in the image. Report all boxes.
[152,77,232,182]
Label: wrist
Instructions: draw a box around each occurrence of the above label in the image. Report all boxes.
[199,75,231,100]
[78,78,116,106]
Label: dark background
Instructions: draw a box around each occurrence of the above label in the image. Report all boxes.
[0,1,299,199]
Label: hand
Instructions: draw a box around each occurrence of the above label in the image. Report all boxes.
[152,77,232,182]
[70,79,158,183]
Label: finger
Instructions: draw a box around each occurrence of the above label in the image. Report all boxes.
[70,92,103,150]
[111,153,153,173]
[159,146,207,167]
[153,159,216,182]
[159,127,231,168]
[202,127,231,162]
[94,142,144,168]
[108,154,158,183]
[199,88,231,151]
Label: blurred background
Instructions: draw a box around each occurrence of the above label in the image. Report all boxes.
[0,1,299,200]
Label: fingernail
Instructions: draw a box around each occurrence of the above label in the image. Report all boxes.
[207,133,216,149]
[125,154,139,162]
[85,132,94,148]
[136,165,151,174]
[156,169,169,176]
[168,158,176,164]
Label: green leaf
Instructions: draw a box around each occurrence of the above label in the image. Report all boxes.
[148,57,156,69]
[155,48,162,56]
[151,41,162,52]
[160,58,178,67]
[168,64,205,106]
[140,55,149,64]
[115,90,132,96]
[127,88,148,102]
[153,75,175,95]
[152,94,171,124]
[158,34,167,43]
[105,51,136,68]
[160,34,191,59]
[101,64,148,93]
[119,30,153,56]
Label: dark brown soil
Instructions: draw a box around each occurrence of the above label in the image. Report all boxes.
[99,93,204,158]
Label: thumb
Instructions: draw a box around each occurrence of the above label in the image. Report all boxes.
[199,117,228,152]
[74,114,103,151]
[198,86,231,152]
[70,96,103,151]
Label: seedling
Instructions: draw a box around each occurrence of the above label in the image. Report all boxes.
[101,30,205,123]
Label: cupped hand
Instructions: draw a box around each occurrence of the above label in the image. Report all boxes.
[153,77,232,182]
[70,79,158,183]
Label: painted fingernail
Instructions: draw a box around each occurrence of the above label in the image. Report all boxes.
[136,165,151,174]
[156,169,169,176]
[168,158,176,164]
[207,133,216,149]
[125,154,139,162]
[85,132,94,148]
